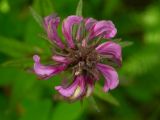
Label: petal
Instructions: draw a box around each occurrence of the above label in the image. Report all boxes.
[33,55,66,79]
[96,41,122,66]
[85,18,97,31]
[55,75,85,100]
[70,75,85,100]
[55,79,79,97]
[76,22,86,41]
[44,15,65,49]
[62,15,83,48]
[79,18,97,46]
[85,76,94,97]
[82,39,87,47]
[96,63,119,92]
[52,55,70,63]
[91,20,117,39]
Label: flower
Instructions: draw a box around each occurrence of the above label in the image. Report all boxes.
[33,15,122,101]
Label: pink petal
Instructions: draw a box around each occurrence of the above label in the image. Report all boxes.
[85,76,94,97]
[62,15,83,48]
[55,75,85,99]
[33,55,66,79]
[85,18,97,31]
[70,76,85,100]
[76,23,85,41]
[96,41,122,66]
[96,63,119,92]
[52,55,70,63]
[55,79,79,97]
[80,18,97,46]
[91,20,117,39]
[44,15,65,49]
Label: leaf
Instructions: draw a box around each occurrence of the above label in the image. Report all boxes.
[0,67,18,85]
[29,7,43,28]
[76,0,83,16]
[121,44,160,77]
[119,41,133,48]
[20,99,52,120]
[72,0,83,39]
[94,84,119,106]
[88,97,101,112]
[1,58,33,68]
[112,38,122,42]
[25,0,54,53]
[0,36,38,58]
[40,0,54,16]
[52,102,83,120]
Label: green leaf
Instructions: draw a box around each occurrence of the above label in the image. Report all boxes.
[29,7,43,28]
[0,67,18,85]
[10,71,36,106]
[1,58,33,68]
[119,41,133,48]
[0,36,38,58]
[88,97,100,112]
[52,102,83,120]
[76,0,83,16]
[112,38,122,42]
[121,44,160,77]
[40,0,54,15]
[72,0,83,39]
[20,99,52,120]
[25,0,55,53]
[32,0,54,16]
[94,84,119,106]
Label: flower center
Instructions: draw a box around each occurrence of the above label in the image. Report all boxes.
[67,45,100,76]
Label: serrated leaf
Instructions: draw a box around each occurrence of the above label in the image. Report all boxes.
[94,84,119,106]
[76,0,83,16]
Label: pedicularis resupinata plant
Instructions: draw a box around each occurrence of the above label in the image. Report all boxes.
[32,0,122,102]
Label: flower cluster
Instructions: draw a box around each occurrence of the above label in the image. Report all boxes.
[33,14,122,101]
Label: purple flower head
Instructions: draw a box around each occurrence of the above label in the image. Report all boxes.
[33,15,122,101]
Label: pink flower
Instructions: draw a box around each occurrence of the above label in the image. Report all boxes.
[33,15,121,101]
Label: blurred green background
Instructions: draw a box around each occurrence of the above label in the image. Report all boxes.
[0,0,160,120]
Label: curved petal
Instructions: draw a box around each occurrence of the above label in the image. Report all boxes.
[55,79,79,97]
[44,15,65,49]
[96,63,119,92]
[71,75,85,100]
[76,22,86,41]
[55,75,85,100]
[33,55,66,79]
[52,55,70,63]
[62,15,83,48]
[96,41,122,66]
[91,20,117,39]
[85,18,97,31]
[85,76,94,97]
